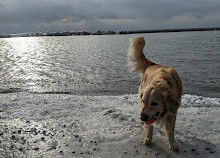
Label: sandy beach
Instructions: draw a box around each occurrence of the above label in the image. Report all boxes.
[0,92,219,158]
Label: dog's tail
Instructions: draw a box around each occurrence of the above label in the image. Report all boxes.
[128,36,155,74]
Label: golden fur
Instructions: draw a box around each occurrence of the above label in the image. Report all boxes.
[128,36,183,151]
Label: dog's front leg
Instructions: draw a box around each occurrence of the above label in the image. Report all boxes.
[143,124,153,145]
[165,114,179,151]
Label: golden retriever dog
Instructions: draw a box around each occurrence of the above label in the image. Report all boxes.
[128,36,183,151]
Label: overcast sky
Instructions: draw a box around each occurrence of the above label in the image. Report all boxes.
[1,0,220,34]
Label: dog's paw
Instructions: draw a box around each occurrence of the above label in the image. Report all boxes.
[143,138,152,146]
[168,142,179,152]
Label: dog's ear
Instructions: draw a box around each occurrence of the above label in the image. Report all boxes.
[164,90,179,113]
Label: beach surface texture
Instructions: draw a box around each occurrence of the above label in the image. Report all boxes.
[0,92,219,158]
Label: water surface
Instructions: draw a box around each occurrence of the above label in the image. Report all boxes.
[0,31,219,97]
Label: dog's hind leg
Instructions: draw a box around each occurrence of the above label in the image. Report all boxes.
[164,114,179,151]
[143,124,153,145]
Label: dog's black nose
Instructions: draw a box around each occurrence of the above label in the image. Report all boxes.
[140,114,148,122]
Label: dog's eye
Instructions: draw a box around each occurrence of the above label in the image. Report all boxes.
[140,93,143,99]
[150,102,158,106]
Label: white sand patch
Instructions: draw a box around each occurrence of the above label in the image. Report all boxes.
[0,92,219,158]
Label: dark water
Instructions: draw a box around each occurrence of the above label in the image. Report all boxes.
[0,31,219,97]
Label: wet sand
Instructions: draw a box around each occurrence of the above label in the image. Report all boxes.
[0,92,219,158]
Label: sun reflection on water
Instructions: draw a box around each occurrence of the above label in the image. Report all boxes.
[1,37,50,92]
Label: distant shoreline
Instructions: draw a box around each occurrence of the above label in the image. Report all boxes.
[0,27,220,38]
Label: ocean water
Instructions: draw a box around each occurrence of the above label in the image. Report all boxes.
[0,31,219,98]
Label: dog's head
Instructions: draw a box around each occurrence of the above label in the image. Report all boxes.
[139,84,179,123]
[139,87,165,122]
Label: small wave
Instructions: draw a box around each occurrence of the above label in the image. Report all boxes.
[182,94,220,106]
[31,91,72,95]
[0,88,23,94]
[123,94,220,106]
[0,89,219,106]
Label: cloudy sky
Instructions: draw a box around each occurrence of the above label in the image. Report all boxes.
[1,0,220,34]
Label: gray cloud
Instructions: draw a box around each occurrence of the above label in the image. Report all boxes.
[0,0,220,34]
